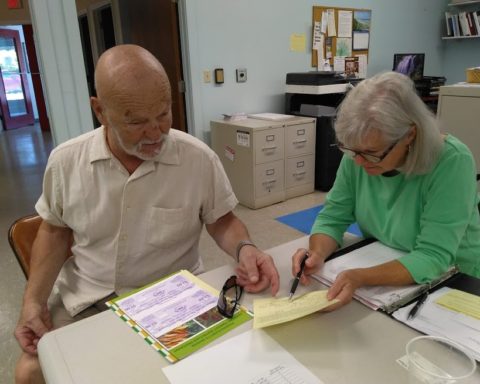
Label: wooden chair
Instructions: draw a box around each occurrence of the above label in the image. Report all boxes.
[8,214,43,279]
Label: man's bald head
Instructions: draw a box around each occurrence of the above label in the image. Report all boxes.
[94,44,171,105]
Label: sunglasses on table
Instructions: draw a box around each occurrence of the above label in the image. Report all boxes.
[217,275,243,318]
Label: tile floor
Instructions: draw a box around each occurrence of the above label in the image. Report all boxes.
[0,124,326,383]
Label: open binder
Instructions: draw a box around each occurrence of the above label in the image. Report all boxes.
[311,238,458,313]
[312,237,480,360]
[392,273,480,361]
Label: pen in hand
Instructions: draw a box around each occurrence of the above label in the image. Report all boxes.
[289,252,309,301]
[407,291,429,320]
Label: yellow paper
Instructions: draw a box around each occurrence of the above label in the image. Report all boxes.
[289,34,306,52]
[253,290,338,329]
[435,289,480,320]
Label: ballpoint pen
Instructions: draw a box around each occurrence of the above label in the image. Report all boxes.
[289,252,309,301]
[407,291,429,320]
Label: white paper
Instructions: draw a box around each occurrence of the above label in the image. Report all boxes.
[311,242,426,311]
[236,130,250,147]
[163,330,324,384]
[337,10,353,37]
[327,9,336,36]
[321,12,328,34]
[353,31,369,50]
[392,287,480,361]
[313,21,322,50]
[356,54,368,78]
[333,56,345,72]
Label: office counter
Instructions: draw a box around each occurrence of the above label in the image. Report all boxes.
[38,236,480,383]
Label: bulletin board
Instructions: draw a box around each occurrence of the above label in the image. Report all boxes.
[312,6,372,73]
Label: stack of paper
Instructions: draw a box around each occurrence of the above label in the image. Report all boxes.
[222,112,247,121]
[248,113,296,121]
[311,242,449,312]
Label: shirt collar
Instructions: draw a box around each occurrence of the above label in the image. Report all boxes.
[89,126,112,163]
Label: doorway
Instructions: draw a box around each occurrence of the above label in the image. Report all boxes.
[0,28,34,130]
[116,0,187,132]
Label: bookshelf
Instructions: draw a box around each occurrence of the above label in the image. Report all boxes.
[443,1,480,39]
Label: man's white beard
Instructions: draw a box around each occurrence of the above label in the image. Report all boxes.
[112,128,168,161]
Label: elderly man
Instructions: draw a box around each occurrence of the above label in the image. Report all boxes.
[14,44,279,383]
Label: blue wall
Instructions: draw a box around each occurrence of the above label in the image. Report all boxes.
[181,0,473,141]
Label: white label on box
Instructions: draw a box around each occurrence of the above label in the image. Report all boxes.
[236,130,250,147]
[224,146,235,162]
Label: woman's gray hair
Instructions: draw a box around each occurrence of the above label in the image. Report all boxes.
[334,71,443,175]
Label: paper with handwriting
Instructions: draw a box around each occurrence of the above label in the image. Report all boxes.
[253,290,338,329]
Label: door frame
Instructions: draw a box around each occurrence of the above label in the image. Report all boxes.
[0,28,35,129]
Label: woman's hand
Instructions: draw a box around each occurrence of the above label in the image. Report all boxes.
[323,269,364,312]
[291,248,325,285]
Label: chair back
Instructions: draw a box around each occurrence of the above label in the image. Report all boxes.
[8,214,43,279]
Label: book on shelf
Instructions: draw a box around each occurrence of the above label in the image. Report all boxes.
[445,11,453,36]
[106,270,252,363]
[445,10,480,37]
[311,239,458,313]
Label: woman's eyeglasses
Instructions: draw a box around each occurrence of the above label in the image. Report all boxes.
[334,140,399,164]
[217,275,243,318]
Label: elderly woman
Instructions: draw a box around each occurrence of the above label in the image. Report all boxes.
[292,71,480,310]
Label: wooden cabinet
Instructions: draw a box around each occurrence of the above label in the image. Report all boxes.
[211,117,316,209]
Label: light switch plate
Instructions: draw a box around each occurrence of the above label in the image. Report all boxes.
[236,68,247,83]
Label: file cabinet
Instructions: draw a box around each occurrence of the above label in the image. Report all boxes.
[437,84,480,172]
[211,116,316,209]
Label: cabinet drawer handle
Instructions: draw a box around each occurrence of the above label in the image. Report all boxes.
[293,171,306,177]
[262,179,277,186]
[293,139,307,145]
[261,145,277,151]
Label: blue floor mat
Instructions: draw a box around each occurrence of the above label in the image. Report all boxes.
[276,205,362,237]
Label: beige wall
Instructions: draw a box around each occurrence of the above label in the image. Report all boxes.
[0,0,31,25]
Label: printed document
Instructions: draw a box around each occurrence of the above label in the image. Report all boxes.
[393,287,480,361]
[163,329,325,384]
[107,270,252,362]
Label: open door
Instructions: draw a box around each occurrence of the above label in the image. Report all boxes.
[0,28,35,129]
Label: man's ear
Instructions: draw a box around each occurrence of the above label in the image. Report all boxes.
[90,97,106,126]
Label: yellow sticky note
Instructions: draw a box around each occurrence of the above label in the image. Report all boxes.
[253,290,338,329]
[290,34,306,52]
[435,289,480,320]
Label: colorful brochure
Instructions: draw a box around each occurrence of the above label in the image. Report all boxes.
[106,270,252,363]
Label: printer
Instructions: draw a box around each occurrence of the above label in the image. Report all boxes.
[285,71,361,191]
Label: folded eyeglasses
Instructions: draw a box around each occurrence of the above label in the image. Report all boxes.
[217,275,243,318]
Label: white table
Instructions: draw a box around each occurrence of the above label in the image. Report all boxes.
[38,236,480,383]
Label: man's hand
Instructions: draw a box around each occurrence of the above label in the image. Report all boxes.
[322,269,364,312]
[14,301,53,355]
[235,246,280,296]
[291,248,325,285]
